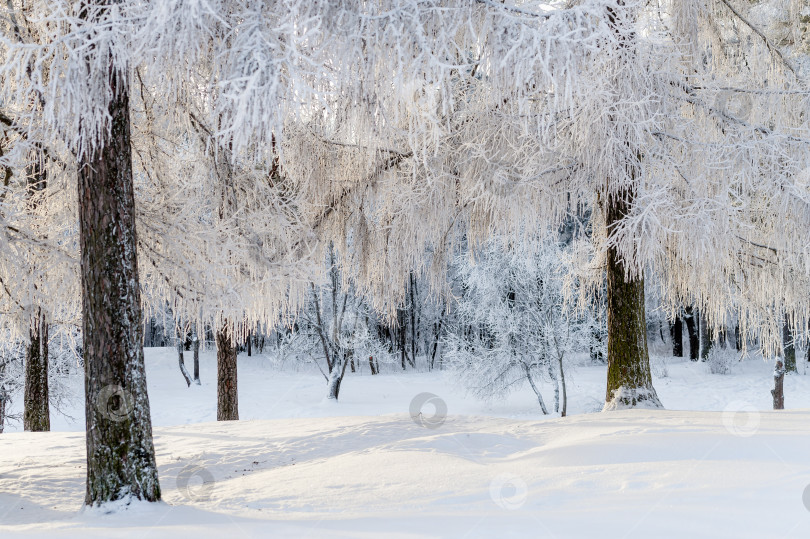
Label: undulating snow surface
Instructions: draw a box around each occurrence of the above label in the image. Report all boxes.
[2,348,810,537]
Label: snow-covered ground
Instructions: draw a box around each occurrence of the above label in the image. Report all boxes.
[2,348,810,537]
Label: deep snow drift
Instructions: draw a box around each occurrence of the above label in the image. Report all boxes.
[2,348,810,538]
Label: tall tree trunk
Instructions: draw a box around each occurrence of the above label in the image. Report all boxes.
[783,319,797,373]
[671,316,683,358]
[246,330,251,357]
[24,147,50,432]
[684,306,699,361]
[24,308,50,431]
[699,311,712,361]
[603,187,661,408]
[216,324,238,420]
[78,24,160,504]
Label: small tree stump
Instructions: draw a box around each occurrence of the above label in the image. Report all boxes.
[771,360,785,410]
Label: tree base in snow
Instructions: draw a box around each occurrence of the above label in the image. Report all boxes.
[603,387,663,411]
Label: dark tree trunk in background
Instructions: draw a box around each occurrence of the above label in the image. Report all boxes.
[671,316,683,358]
[772,360,785,409]
[735,324,742,351]
[246,330,251,357]
[699,311,712,361]
[216,325,238,420]
[684,307,699,361]
[398,309,407,370]
[783,319,797,373]
[192,332,200,384]
[24,308,50,431]
[368,356,378,375]
[603,187,661,409]
[78,24,160,503]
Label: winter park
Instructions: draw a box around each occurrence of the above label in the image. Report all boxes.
[3,0,810,538]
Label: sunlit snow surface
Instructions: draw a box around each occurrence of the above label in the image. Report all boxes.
[2,348,810,537]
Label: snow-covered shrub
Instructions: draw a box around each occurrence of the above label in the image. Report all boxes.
[707,346,737,375]
[445,235,598,416]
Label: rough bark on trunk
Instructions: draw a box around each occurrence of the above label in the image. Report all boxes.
[603,185,661,409]
[783,320,796,373]
[772,360,785,410]
[216,325,238,420]
[24,308,50,431]
[671,316,683,357]
[368,355,378,375]
[78,25,160,504]
[684,306,699,361]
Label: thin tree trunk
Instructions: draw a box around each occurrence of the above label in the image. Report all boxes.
[24,308,50,431]
[671,316,683,357]
[78,22,160,503]
[178,336,191,387]
[684,306,699,361]
[0,382,6,434]
[192,332,200,384]
[399,309,407,370]
[409,273,417,368]
[557,352,568,418]
[216,324,238,420]
[246,329,251,357]
[522,363,549,415]
[547,362,559,413]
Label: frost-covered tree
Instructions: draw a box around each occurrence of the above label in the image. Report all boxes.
[290,0,810,410]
